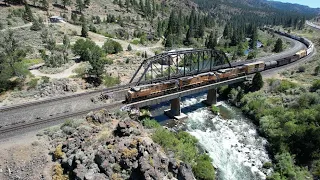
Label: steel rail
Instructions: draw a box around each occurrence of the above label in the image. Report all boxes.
[0,83,134,112]
[0,101,123,135]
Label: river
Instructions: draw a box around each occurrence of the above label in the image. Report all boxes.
[151,94,272,179]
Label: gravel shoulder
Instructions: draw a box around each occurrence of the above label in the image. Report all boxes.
[0,130,53,180]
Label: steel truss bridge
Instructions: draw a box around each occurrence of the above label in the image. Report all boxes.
[129,49,232,85]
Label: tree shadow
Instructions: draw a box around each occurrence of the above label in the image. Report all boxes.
[84,77,102,87]
[52,3,68,10]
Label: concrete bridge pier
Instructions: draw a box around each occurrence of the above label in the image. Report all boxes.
[203,88,217,106]
[164,98,188,120]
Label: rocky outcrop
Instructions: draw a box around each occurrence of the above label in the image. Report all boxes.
[49,111,196,180]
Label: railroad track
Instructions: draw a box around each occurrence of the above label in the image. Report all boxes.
[0,101,123,136]
[0,83,134,112]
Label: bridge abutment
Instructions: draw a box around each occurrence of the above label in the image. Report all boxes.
[164,98,187,120]
[203,88,217,106]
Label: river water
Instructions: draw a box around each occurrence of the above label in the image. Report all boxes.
[151,94,272,179]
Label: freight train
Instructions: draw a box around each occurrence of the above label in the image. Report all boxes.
[125,29,314,103]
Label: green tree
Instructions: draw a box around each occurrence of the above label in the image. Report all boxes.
[0,30,27,78]
[206,31,217,49]
[314,65,320,76]
[61,0,70,8]
[127,44,132,51]
[102,39,123,54]
[251,72,263,91]
[62,34,70,63]
[30,18,42,31]
[81,21,88,37]
[165,34,173,48]
[71,13,77,24]
[250,26,258,49]
[247,50,257,60]
[72,39,97,60]
[273,38,283,53]
[84,0,90,7]
[40,0,49,11]
[23,3,33,22]
[76,0,85,13]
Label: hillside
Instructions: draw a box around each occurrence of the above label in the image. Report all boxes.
[266,0,320,15]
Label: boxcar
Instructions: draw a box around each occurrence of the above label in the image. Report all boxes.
[244,61,265,74]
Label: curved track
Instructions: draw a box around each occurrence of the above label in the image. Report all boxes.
[0,33,311,138]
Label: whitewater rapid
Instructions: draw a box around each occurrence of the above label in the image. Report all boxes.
[181,95,272,180]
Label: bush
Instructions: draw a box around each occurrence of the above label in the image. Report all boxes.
[101,57,113,65]
[103,75,120,87]
[211,105,219,115]
[314,66,320,76]
[311,80,320,92]
[298,66,305,73]
[127,44,132,51]
[54,144,64,159]
[142,118,161,129]
[192,154,215,180]
[275,80,297,93]
[27,78,38,89]
[102,39,123,54]
[131,39,140,45]
[52,163,68,180]
[41,76,50,83]
[263,162,273,169]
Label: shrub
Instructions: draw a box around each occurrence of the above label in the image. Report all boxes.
[121,147,138,159]
[314,66,320,76]
[211,105,219,115]
[142,118,161,129]
[192,154,215,180]
[298,66,305,73]
[276,80,297,93]
[103,75,120,87]
[311,80,320,92]
[103,32,115,38]
[27,78,38,89]
[263,162,273,169]
[103,39,123,54]
[52,163,68,180]
[41,76,50,83]
[125,58,130,64]
[131,39,140,45]
[54,144,64,159]
[127,44,132,51]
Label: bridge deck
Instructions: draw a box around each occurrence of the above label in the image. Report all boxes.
[125,76,247,108]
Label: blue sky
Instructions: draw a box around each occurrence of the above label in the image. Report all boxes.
[273,0,319,8]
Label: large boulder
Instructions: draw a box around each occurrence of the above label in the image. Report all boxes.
[86,109,111,124]
[177,163,195,180]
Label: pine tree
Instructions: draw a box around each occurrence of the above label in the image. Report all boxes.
[273,38,283,53]
[76,0,85,13]
[206,31,217,49]
[251,72,263,91]
[184,27,192,46]
[30,18,42,31]
[125,0,130,12]
[84,0,90,7]
[23,3,33,22]
[61,0,70,9]
[40,0,49,11]
[156,20,162,37]
[62,34,70,63]
[139,0,144,13]
[127,44,132,51]
[250,26,258,49]
[81,21,88,37]
[165,34,173,48]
